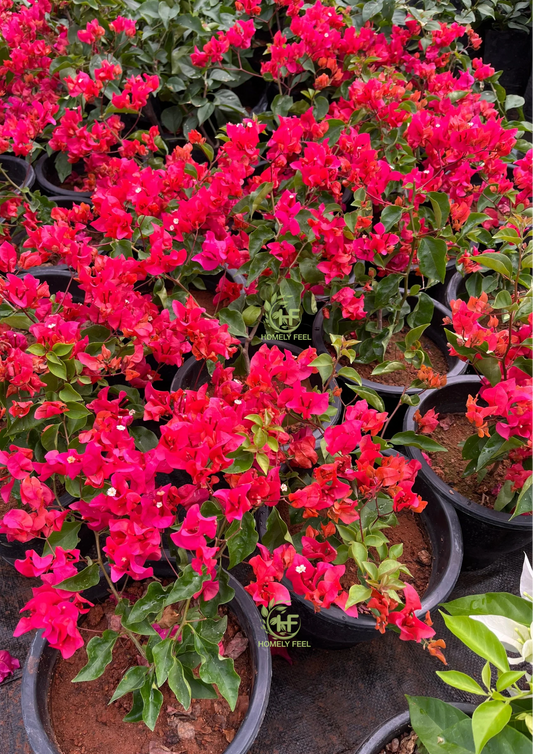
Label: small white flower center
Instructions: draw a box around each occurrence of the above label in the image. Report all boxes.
[116,425,126,431]
[107,487,117,497]
[295,564,306,573]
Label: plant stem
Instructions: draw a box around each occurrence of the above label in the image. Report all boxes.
[94,532,146,657]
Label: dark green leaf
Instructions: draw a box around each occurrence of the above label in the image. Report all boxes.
[261,507,292,550]
[73,631,118,682]
[418,237,447,283]
[389,431,446,452]
[44,520,82,555]
[140,674,163,731]
[193,636,240,710]
[130,426,158,451]
[109,666,149,703]
[226,512,258,569]
[168,658,192,709]
[153,638,174,687]
[53,563,100,592]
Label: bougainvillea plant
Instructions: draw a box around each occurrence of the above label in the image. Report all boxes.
[0,0,531,733]
[435,208,532,516]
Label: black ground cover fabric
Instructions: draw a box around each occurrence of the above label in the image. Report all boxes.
[0,549,525,754]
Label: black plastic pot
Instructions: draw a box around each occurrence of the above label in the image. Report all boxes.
[445,271,466,310]
[416,260,457,307]
[256,454,463,648]
[34,154,92,200]
[312,296,467,432]
[17,266,84,302]
[21,567,272,754]
[0,493,92,567]
[47,195,93,209]
[171,339,343,435]
[0,155,35,190]
[403,375,532,571]
[483,29,532,97]
[525,73,532,123]
[355,704,475,754]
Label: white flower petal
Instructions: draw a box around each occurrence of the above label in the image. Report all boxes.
[520,554,533,602]
[470,614,527,655]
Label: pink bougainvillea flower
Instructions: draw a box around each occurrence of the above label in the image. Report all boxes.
[0,650,20,683]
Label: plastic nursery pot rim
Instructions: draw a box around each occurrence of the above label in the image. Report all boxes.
[355,703,476,754]
[0,154,35,190]
[35,154,92,199]
[402,374,532,530]
[21,570,272,754]
[311,296,468,396]
[17,267,82,298]
[445,271,465,310]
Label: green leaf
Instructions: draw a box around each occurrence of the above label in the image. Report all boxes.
[168,658,191,709]
[496,670,524,691]
[130,426,158,451]
[428,192,450,228]
[492,291,513,309]
[472,700,512,754]
[418,237,447,283]
[389,431,446,452]
[441,614,510,672]
[43,520,82,555]
[478,253,513,279]
[337,366,362,385]
[261,507,292,550]
[405,324,429,350]
[73,631,118,682]
[1,313,33,330]
[511,474,532,518]
[164,565,208,605]
[407,696,471,754]
[197,102,215,125]
[380,205,403,232]
[345,385,385,412]
[375,274,401,307]
[443,593,533,627]
[271,94,293,117]
[128,581,168,624]
[55,151,72,184]
[218,309,247,338]
[371,361,405,376]
[249,226,275,258]
[476,357,502,387]
[224,452,253,474]
[123,689,143,723]
[247,252,272,283]
[109,666,149,703]
[153,638,174,687]
[193,636,240,710]
[46,354,67,381]
[345,584,372,608]
[309,353,334,382]
[161,105,182,134]
[53,563,100,592]
[280,277,304,315]
[226,512,258,569]
[435,670,486,696]
[58,384,83,402]
[140,674,163,731]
